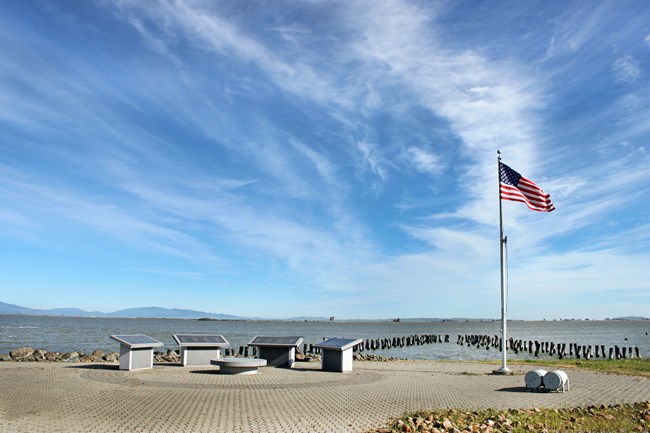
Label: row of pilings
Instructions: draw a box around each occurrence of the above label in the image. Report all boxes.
[304,334,451,355]
[216,333,641,360]
[220,334,452,357]
[223,347,257,358]
[360,334,450,352]
[457,334,642,359]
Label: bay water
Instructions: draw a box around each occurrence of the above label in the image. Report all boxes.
[1,315,648,361]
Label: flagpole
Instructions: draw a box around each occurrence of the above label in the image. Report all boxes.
[494,150,510,374]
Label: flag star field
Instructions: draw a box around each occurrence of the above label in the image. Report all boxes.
[0,0,649,320]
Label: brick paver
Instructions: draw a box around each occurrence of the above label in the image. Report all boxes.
[1,360,648,432]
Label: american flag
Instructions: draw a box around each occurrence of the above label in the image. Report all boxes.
[499,162,555,212]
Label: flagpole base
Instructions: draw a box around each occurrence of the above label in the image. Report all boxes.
[492,366,511,375]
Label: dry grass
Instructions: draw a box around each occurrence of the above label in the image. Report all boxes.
[369,403,650,433]
[511,357,650,378]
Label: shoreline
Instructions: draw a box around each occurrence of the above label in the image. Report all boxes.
[3,312,649,322]
[0,346,401,364]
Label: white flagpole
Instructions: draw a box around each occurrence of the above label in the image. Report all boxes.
[495,150,510,374]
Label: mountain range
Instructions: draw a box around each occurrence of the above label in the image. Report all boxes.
[0,301,244,320]
[2,301,647,321]
[0,301,482,321]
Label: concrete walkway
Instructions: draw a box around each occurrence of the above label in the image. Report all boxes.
[1,360,649,433]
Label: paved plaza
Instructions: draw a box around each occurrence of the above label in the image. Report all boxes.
[1,360,649,432]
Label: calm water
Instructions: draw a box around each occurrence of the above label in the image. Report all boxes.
[1,315,648,361]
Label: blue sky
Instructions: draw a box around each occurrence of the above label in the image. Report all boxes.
[1,0,649,320]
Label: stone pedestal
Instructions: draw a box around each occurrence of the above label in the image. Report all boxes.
[180,347,222,366]
[110,335,164,371]
[314,338,363,373]
[173,334,229,367]
[248,336,303,368]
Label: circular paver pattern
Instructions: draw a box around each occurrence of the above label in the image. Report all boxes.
[1,360,649,433]
[81,363,384,389]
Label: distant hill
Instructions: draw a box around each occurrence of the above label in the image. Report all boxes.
[612,316,650,321]
[0,301,40,316]
[44,307,106,317]
[0,301,244,320]
[105,306,242,320]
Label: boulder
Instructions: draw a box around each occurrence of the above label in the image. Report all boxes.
[32,349,48,362]
[156,349,179,363]
[61,351,80,362]
[295,351,306,361]
[45,352,61,362]
[298,353,321,362]
[164,350,180,362]
[80,353,97,362]
[103,352,119,363]
[10,347,35,361]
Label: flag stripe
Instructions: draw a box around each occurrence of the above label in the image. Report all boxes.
[501,183,551,205]
[500,184,555,211]
[499,162,555,212]
[500,188,554,211]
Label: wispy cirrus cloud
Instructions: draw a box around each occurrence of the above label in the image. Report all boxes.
[404,147,442,175]
[343,0,545,233]
[544,2,612,57]
[612,55,642,84]
[0,168,225,266]
[356,140,388,183]
[108,0,355,109]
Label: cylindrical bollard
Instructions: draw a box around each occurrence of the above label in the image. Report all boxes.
[544,370,569,392]
[524,369,547,389]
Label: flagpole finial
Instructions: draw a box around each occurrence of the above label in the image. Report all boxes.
[497,149,501,161]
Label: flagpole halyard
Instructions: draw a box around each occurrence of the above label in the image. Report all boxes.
[494,150,510,374]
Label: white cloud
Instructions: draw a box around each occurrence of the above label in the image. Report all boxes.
[507,248,650,318]
[544,2,611,57]
[357,140,387,181]
[612,55,641,84]
[348,0,544,224]
[269,23,311,45]
[402,226,492,261]
[288,139,338,187]
[405,147,442,175]
[110,0,353,109]
[0,169,226,266]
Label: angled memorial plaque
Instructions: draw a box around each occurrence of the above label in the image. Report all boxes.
[314,338,362,351]
[248,336,303,347]
[173,334,229,346]
[248,336,304,368]
[314,337,363,373]
[109,334,164,371]
[172,334,230,366]
[110,334,164,349]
